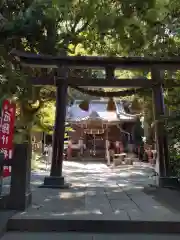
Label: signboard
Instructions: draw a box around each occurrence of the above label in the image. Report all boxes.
[0,99,16,177]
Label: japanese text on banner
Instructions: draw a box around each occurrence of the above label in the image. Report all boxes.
[0,99,16,177]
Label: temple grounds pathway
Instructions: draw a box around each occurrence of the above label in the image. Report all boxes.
[5,161,159,220]
[2,161,180,239]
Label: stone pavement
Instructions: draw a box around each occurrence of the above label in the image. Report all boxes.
[6,161,180,227]
[1,232,180,240]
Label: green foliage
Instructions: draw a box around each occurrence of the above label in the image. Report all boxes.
[34,101,55,134]
[32,102,73,138]
[162,70,180,176]
[164,92,180,175]
[166,120,180,176]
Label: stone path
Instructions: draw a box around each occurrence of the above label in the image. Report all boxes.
[2,160,180,238]
[8,161,180,222]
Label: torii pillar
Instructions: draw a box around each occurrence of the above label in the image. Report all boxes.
[151,67,169,186]
[42,67,69,188]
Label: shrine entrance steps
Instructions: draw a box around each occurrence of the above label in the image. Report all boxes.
[1,232,180,240]
[4,161,180,235]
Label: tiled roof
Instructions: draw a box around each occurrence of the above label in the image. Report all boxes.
[66,99,137,123]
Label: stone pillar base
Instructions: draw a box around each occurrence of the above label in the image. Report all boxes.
[40,176,70,189]
[8,192,32,211]
[8,144,32,211]
[159,177,179,188]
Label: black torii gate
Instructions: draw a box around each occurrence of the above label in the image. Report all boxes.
[11,49,180,189]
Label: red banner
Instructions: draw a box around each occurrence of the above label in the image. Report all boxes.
[0,99,16,177]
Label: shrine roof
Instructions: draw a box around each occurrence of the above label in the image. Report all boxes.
[66,99,137,123]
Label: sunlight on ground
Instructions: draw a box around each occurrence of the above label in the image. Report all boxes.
[19,210,107,218]
[12,161,180,223]
[59,192,85,199]
[52,210,103,216]
[31,180,44,186]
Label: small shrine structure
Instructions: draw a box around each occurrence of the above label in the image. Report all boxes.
[66,99,137,160]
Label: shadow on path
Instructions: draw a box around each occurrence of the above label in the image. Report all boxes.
[144,187,180,214]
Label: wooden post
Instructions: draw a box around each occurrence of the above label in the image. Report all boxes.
[52,80,67,176]
[151,67,169,181]
[106,66,115,80]
[42,66,69,188]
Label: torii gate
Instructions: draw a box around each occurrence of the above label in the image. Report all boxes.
[11,49,180,189]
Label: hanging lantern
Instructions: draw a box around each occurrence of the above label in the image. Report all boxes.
[79,100,89,111]
[106,98,116,111]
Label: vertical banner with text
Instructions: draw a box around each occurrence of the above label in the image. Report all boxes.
[0,99,16,177]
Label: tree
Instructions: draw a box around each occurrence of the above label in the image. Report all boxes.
[0,0,102,141]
